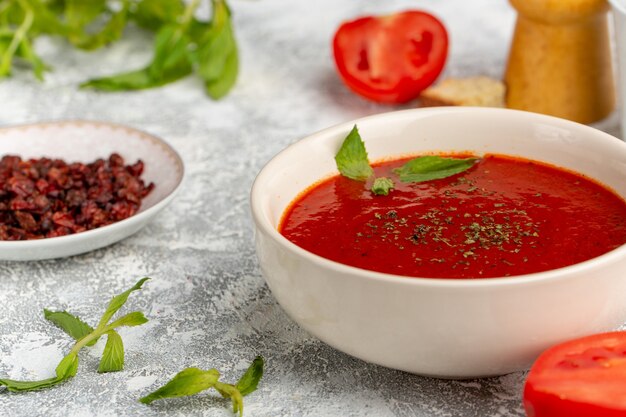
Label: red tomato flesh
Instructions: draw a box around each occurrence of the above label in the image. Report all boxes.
[524,332,626,417]
[279,154,626,279]
[333,11,448,103]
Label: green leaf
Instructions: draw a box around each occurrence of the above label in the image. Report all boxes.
[138,356,263,413]
[98,331,124,373]
[64,0,106,31]
[80,69,155,91]
[0,376,61,392]
[192,0,239,99]
[394,156,478,183]
[335,125,374,181]
[82,24,193,91]
[43,309,97,346]
[187,18,210,41]
[72,6,128,51]
[1,0,239,98]
[193,0,235,80]
[204,47,237,99]
[2,0,69,37]
[139,368,221,405]
[27,0,69,36]
[106,311,148,329]
[132,0,185,31]
[214,382,244,416]
[370,177,395,196]
[0,351,77,392]
[235,356,264,397]
[148,24,191,80]
[55,352,79,380]
[96,277,149,329]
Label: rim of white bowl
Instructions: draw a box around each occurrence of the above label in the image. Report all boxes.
[251,107,626,288]
[0,120,185,249]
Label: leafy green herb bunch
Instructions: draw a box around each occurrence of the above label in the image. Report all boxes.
[0,0,238,98]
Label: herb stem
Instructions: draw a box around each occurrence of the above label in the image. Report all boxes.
[0,0,33,77]
[70,331,102,356]
[181,0,202,25]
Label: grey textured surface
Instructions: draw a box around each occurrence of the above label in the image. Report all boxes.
[0,1,620,416]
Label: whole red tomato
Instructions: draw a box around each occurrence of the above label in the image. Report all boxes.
[332,10,448,104]
[524,331,626,417]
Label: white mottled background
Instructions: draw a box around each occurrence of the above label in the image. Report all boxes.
[0,1,620,416]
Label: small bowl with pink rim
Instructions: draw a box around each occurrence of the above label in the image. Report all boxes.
[0,120,184,261]
[250,107,626,378]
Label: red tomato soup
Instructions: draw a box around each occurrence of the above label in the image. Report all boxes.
[279,154,626,279]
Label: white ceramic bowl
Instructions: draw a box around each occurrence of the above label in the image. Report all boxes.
[251,107,626,378]
[0,121,183,261]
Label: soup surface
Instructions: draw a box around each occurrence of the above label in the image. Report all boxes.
[279,154,626,278]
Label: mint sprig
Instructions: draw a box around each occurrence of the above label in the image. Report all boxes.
[140,356,264,416]
[0,278,150,392]
[335,125,479,194]
[334,125,394,196]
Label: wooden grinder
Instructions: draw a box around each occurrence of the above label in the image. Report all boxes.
[505,0,615,124]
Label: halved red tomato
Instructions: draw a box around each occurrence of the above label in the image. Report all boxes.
[332,10,448,104]
[524,331,626,417]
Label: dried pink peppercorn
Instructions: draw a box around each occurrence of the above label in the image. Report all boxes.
[0,153,154,240]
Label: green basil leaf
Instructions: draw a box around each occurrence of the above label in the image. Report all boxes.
[64,0,106,31]
[43,309,97,346]
[72,6,128,51]
[193,0,235,79]
[394,156,478,183]
[187,18,210,42]
[1,0,238,97]
[139,368,221,405]
[370,177,394,196]
[148,24,192,80]
[82,24,192,91]
[80,69,155,91]
[204,47,237,99]
[98,331,124,373]
[106,311,148,329]
[96,278,149,329]
[214,382,244,416]
[335,125,374,181]
[28,1,68,36]
[192,0,239,99]
[235,356,264,397]
[132,0,185,31]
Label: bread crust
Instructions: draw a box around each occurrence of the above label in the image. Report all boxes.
[419,76,506,108]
